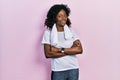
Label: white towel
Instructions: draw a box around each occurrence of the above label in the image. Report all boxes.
[50,23,73,46]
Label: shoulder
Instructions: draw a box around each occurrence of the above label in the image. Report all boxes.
[69,28,77,34]
[43,29,51,35]
[69,28,80,40]
[41,29,51,44]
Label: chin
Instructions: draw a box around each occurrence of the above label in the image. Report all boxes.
[62,23,66,27]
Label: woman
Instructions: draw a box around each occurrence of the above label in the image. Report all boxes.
[42,4,83,80]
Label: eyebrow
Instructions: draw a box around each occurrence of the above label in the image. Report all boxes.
[58,13,67,16]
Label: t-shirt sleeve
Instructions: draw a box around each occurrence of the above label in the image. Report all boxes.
[41,30,51,45]
[71,29,80,41]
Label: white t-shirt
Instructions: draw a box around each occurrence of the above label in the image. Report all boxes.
[42,28,80,71]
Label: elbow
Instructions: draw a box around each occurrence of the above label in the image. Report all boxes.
[45,55,51,59]
[80,49,83,54]
[45,55,49,58]
[77,47,83,54]
[45,54,52,58]
[77,50,83,54]
[46,57,50,59]
[45,53,51,59]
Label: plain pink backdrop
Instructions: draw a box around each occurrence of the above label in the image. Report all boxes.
[1,0,120,80]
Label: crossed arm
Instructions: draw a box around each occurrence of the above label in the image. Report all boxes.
[43,40,83,58]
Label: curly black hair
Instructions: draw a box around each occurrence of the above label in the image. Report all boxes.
[44,4,71,30]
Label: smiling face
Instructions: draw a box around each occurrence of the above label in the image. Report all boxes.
[55,9,68,27]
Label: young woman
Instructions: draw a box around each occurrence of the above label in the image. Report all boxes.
[42,4,83,80]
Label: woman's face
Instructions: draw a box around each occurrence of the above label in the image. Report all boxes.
[56,9,68,27]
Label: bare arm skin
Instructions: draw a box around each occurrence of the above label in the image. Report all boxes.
[64,40,83,55]
[43,39,83,58]
[44,44,66,58]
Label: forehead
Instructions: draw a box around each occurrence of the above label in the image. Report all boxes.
[57,9,67,15]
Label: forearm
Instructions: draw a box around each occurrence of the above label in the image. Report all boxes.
[51,46,82,55]
[45,45,82,58]
[51,45,83,55]
[45,46,66,58]
[64,46,83,55]
[63,39,83,55]
[45,52,66,58]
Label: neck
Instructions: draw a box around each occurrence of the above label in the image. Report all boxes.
[56,25,64,32]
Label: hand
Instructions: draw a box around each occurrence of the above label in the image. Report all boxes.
[75,40,80,46]
[72,40,80,47]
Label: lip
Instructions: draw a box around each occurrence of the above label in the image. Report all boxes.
[61,20,66,23]
[61,22,66,25]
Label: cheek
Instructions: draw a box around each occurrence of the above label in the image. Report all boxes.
[58,17,62,21]
[56,18,62,23]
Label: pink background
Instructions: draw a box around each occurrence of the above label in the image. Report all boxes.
[1,0,120,80]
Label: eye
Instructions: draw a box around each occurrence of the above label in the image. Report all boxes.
[58,16,61,18]
[57,15,61,18]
